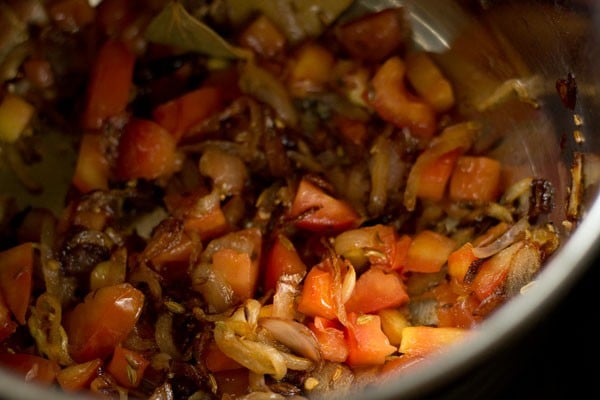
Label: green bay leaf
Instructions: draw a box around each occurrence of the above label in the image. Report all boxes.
[145,2,251,60]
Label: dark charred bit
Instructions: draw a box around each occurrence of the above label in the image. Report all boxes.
[528,179,554,223]
[463,258,485,285]
[556,72,577,110]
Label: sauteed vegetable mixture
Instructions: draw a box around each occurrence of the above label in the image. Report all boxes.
[0,0,561,399]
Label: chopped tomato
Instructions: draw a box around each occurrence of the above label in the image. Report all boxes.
[345,268,409,314]
[380,354,428,379]
[72,133,109,193]
[65,283,145,363]
[345,312,396,366]
[405,230,456,273]
[297,263,337,320]
[56,359,102,392]
[289,178,360,233]
[153,86,223,141]
[447,242,479,284]
[49,0,95,33]
[337,8,407,63]
[0,353,60,385]
[370,57,436,140]
[238,15,286,59]
[449,156,502,202]
[415,149,461,202]
[471,241,524,301]
[263,234,307,293]
[405,52,455,113]
[333,115,368,146]
[288,43,335,97]
[399,326,468,357]
[0,291,17,342]
[82,39,134,130]
[213,369,250,398]
[107,345,149,388]
[0,242,33,325]
[434,282,480,329]
[211,248,256,301]
[307,317,348,363]
[114,119,178,181]
[204,340,243,372]
[184,207,230,241]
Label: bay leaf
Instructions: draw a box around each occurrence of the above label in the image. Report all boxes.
[145,1,251,60]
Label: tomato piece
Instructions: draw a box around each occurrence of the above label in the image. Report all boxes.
[211,248,255,301]
[449,156,502,202]
[72,133,109,193]
[114,119,177,181]
[405,230,456,273]
[153,86,223,141]
[415,149,461,202]
[49,0,95,33]
[0,242,33,325]
[405,52,455,113]
[370,57,436,140]
[345,312,396,366]
[288,43,335,97]
[307,316,348,363]
[471,241,524,301]
[238,15,286,59]
[56,359,102,392]
[107,345,149,388]
[333,115,368,146]
[263,234,307,293]
[297,264,337,320]
[399,326,468,357]
[0,353,60,385]
[82,39,134,130]
[447,242,479,284]
[184,207,230,241]
[434,282,480,329]
[204,340,243,372]
[289,178,360,232]
[213,369,250,398]
[65,283,145,363]
[345,268,409,314]
[337,8,407,63]
[0,291,17,342]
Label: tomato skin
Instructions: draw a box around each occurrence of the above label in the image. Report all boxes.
[297,264,337,320]
[405,230,456,273]
[204,340,243,372]
[263,234,307,293]
[345,312,396,366]
[289,178,360,233]
[344,268,409,314]
[0,353,60,385]
[56,359,102,392]
[114,119,177,181]
[82,39,134,130]
[72,133,109,193]
[107,345,149,388]
[0,242,33,325]
[398,326,467,357]
[449,156,502,202]
[65,283,145,363]
[415,149,461,202]
[307,317,348,363]
[370,57,436,140]
[0,291,17,342]
[153,86,223,141]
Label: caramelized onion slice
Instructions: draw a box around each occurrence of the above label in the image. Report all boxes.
[214,321,288,380]
[259,317,321,362]
[472,218,529,259]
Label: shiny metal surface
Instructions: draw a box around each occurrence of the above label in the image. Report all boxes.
[1,1,600,399]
